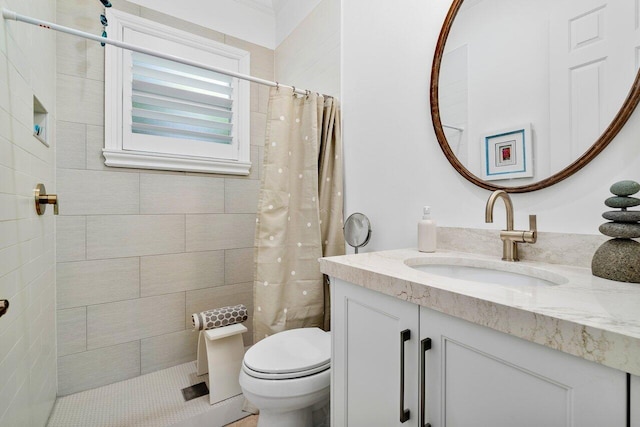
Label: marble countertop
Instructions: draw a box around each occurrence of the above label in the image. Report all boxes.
[319,249,640,376]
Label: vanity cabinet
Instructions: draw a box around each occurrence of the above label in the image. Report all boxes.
[332,278,629,427]
[332,278,420,426]
[422,307,626,426]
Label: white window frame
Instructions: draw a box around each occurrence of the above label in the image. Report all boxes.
[104,10,251,175]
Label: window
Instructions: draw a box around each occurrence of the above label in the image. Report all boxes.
[104,10,251,175]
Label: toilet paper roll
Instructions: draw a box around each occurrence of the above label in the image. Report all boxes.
[192,304,248,331]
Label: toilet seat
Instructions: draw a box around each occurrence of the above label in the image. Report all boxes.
[243,360,330,380]
[243,327,330,380]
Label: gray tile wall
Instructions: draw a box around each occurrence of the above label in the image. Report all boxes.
[55,0,270,395]
[0,0,58,424]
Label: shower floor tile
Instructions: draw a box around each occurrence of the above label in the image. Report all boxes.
[47,361,251,427]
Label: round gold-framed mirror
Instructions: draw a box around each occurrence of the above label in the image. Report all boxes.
[431,0,640,193]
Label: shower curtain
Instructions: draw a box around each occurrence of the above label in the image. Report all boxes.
[253,87,344,341]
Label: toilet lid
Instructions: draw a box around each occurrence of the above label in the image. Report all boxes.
[244,328,330,376]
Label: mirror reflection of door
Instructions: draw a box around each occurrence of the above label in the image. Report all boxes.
[549,0,638,175]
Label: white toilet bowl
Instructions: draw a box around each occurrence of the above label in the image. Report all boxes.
[239,327,331,427]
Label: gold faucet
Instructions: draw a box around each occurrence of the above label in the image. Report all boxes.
[485,190,537,261]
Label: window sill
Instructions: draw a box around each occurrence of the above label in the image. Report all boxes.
[102,149,251,175]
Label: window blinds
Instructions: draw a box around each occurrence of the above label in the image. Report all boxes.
[131,52,234,144]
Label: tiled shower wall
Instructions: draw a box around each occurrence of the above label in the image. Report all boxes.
[55,0,272,396]
[275,0,340,98]
[0,0,58,424]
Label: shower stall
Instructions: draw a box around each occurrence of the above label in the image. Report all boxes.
[0,0,340,425]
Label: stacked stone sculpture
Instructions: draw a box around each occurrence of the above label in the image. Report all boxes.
[591,180,640,283]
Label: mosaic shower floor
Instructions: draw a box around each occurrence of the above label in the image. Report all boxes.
[46,361,253,427]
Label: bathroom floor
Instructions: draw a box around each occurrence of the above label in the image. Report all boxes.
[225,415,258,426]
[47,361,253,427]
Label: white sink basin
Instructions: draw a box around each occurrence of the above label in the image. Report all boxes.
[407,259,568,287]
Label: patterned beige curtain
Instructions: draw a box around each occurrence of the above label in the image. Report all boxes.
[253,87,344,341]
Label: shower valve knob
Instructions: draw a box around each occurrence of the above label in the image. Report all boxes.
[0,300,8,318]
[34,183,59,215]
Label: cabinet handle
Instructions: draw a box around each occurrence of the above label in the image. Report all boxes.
[420,338,432,427]
[400,329,411,423]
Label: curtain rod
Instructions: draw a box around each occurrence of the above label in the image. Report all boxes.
[2,8,329,98]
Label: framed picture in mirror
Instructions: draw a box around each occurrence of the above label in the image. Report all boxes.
[481,124,533,181]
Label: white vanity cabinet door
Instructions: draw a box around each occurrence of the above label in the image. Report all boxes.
[331,278,419,427]
[421,307,627,427]
[632,375,640,427]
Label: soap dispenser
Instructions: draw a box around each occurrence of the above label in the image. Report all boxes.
[418,206,436,252]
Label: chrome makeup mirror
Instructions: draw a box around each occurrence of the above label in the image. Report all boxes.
[344,213,371,254]
[431,0,640,193]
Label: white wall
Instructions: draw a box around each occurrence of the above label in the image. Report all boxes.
[342,0,640,253]
[126,0,277,48]
[0,0,58,424]
[125,0,324,50]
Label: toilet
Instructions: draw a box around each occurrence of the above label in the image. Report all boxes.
[239,327,331,427]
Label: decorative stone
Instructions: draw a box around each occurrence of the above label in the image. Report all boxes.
[610,180,640,197]
[604,196,640,209]
[603,210,640,223]
[592,239,640,283]
[599,222,640,238]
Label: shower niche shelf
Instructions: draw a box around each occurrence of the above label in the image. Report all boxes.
[33,95,49,147]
